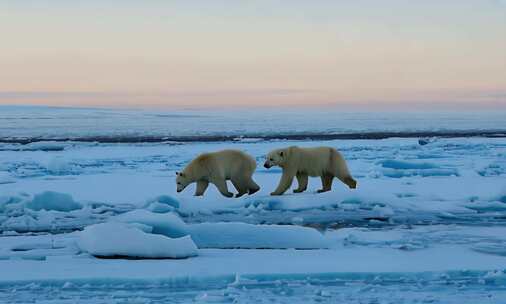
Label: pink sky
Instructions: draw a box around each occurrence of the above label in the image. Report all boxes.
[0,1,505,109]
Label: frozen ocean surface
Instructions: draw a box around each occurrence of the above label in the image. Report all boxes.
[1,105,506,140]
[1,107,506,302]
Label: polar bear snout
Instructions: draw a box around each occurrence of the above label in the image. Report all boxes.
[264,162,272,169]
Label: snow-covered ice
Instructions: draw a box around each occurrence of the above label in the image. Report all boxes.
[0,172,14,185]
[188,222,328,249]
[113,209,189,238]
[26,191,82,212]
[1,134,506,302]
[112,209,328,249]
[77,222,198,259]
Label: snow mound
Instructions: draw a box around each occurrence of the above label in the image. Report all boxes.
[113,210,327,249]
[77,222,198,259]
[25,191,82,212]
[144,195,180,213]
[113,210,188,238]
[188,222,328,249]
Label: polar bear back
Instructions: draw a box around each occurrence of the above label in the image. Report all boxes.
[287,146,348,177]
[188,149,256,180]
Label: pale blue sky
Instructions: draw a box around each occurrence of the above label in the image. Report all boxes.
[0,1,505,108]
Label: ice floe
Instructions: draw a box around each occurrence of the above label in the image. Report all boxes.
[113,209,328,249]
[77,222,198,259]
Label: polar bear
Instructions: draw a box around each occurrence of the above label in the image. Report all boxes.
[264,146,357,195]
[176,149,260,198]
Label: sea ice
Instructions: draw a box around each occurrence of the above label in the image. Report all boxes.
[113,209,189,238]
[77,222,198,259]
[113,210,328,249]
[25,191,82,212]
[188,222,328,249]
[0,172,14,185]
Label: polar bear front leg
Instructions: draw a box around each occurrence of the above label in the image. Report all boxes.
[195,180,209,196]
[271,170,295,195]
[293,173,308,193]
[211,178,234,198]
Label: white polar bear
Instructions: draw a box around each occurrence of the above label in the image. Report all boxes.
[176,149,260,198]
[264,146,357,195]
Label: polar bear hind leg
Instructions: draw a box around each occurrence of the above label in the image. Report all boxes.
[247,179,260,195]
[318,174,333,193]
[340,176,357,189]
[331,149,357,189]
[231,177,249,198]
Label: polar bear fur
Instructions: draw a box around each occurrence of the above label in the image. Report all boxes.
[176,149,260,198]
[264,146,357,195]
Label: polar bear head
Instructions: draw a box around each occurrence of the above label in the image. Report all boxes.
[176,172,190,192]
[264,148,287,168]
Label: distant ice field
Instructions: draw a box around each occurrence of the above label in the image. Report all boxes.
[1,105,506,141]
